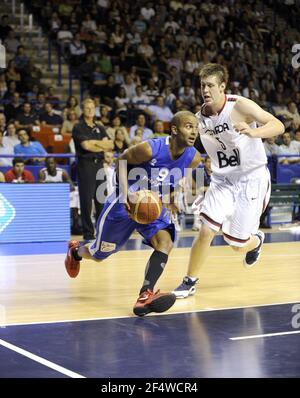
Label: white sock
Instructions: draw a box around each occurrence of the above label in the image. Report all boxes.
[187,275,198,282]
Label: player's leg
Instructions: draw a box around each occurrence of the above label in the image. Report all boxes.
[223,167,270,267]
[65,195,136,277]
[133,221,176,316]
[139,229,173,294]
[173,177,231,298]
[173,222,217,298]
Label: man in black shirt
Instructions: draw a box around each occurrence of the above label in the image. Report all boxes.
[72,98,113,240]
[15,102,39,130]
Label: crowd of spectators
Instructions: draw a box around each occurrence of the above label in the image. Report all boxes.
[0,0,300,162]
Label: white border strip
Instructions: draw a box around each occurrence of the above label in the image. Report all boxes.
[0,338,85,378]
[230,330,300,341]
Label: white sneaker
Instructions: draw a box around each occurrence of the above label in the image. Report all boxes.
[243,231,265,268]
[172,276,199,299]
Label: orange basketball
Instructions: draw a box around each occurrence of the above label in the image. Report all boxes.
[129,190,162,224]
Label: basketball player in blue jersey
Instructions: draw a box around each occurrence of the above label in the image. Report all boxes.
[173,63,285,298]
[65,111,202,316]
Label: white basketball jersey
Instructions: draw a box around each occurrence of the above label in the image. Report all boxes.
[196,94,267,176]
[41,168,64,182]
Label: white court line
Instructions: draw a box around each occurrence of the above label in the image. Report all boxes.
[0,338,85,378]
[230,330,300,341]
[3,300,299,327]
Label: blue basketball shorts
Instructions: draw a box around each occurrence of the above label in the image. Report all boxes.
[88,193,176,260]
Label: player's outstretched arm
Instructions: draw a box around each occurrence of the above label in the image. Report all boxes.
[233,97,285,139]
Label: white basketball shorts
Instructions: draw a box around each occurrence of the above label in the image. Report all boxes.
[197,166,271,247]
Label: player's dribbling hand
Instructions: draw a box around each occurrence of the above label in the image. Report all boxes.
[124,192,136,219]
[234,122,257,137]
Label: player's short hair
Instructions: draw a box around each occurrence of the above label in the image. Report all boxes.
[199,63,229,86]
[171,111,197,129]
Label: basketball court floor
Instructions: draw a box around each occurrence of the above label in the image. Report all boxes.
[0,227,300,378]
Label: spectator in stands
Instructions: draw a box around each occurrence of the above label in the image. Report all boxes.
[112,64,124,86]
[38,157,73,186]
[5,60,21,86]
[0,130,13,166]
[162,85,177,110]
[114,86,130,115]
[292,129,300,148]
[38,156,81,233]
[45,86,60,109]
[279,132,300,164]
[82,13,97,33]
[32,92,46,116]
[5,157,35,183]
[63,96,81,119]
[57,23,73,56]
[3,122,20,150]
[99,105,111,127]
[146,96,174,123]
[113,128,128,154]
[15,102,39,130]
[61,111,78,135]
[4,29,20,54]
[263,137,281,156]
[14,45,29,71]
[106,115,130,144]
[137,37,154,68]
[179,84,196,109]
[131,85,151,111]
[143,78,159,103]
[277,101,300,129]
[4,92,23,122]
[2,80,18,102]
[69,33,87,68]
[39,103,63,130]
[141,2,156,21]
[14,128,47,165]
[129,114,153,140]
[23,59,43,91]
[151,120,169,138]
[98,75,118,107]
[122,74,137,101]
[242,80,259,99]
[0,15,12,41]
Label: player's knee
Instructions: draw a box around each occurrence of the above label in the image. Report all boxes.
[198,223,216,240]
[154,239,173,254]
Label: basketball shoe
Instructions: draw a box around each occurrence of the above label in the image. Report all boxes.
[172,276,198,298]
[65,240,81,278]
[243,231,265,268]
[133,289,176,317]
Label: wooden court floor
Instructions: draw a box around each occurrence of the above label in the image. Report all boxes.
[0,239,299,325]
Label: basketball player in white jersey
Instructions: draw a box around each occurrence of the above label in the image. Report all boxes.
[173,63,285,298]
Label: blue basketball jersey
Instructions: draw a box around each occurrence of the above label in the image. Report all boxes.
[89,137,197,260]
[127,136,196,197]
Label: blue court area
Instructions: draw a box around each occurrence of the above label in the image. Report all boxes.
[0,303,299,378]
[1,230,300,256]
